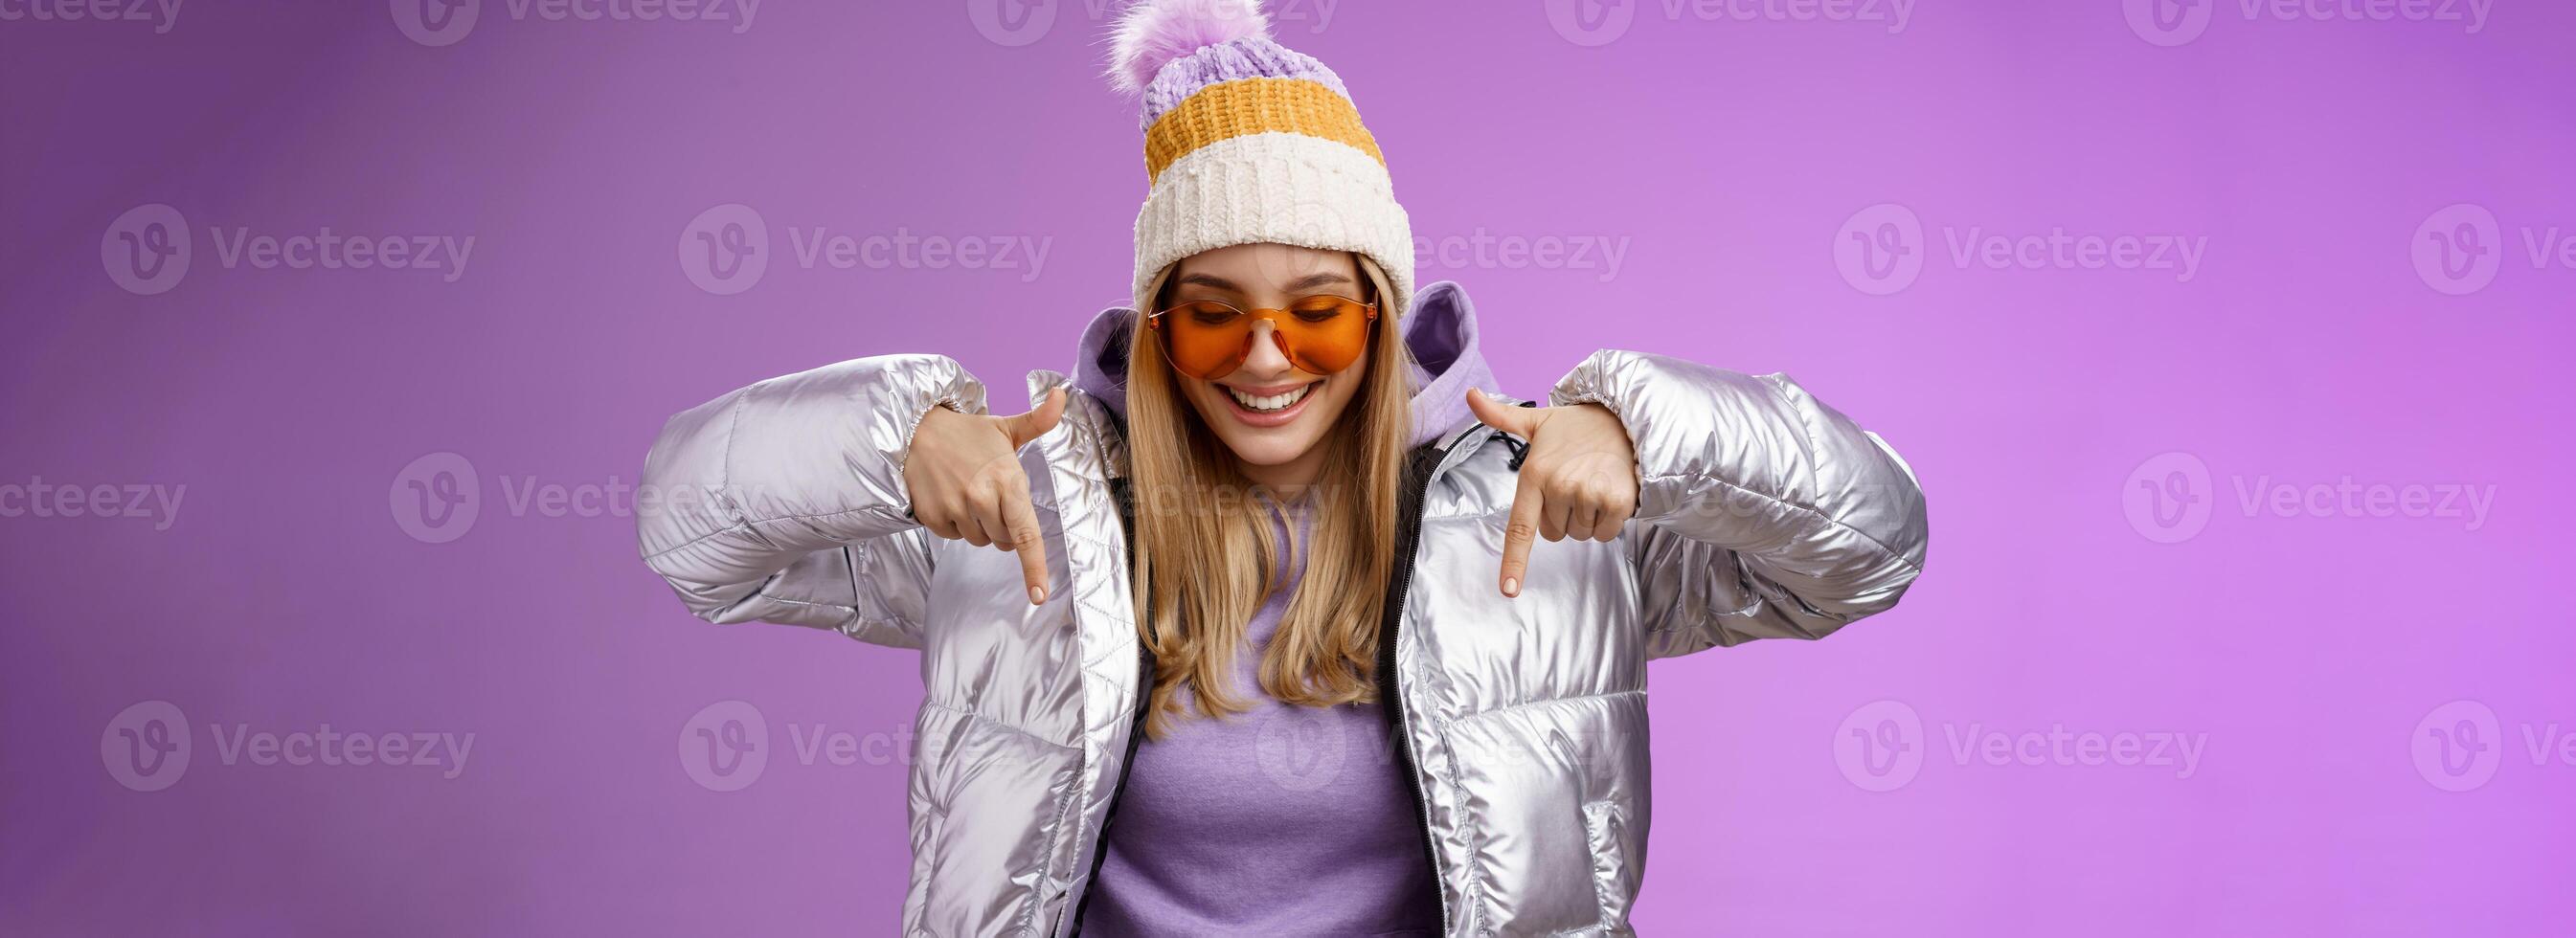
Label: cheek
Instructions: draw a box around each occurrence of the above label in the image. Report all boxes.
[1317,359,1371,420]
[1178,378,1224,415]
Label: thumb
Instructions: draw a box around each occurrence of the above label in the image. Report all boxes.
[999,387,1067,449]
[1465,388,1544,437]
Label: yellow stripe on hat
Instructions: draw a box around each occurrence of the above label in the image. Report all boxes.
[1144,77,1385,183]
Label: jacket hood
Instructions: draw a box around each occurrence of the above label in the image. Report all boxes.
[1068,280,1499,450]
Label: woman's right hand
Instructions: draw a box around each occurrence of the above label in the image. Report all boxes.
[902,387,1066,605]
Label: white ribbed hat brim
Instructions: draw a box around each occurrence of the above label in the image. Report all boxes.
[1132,131,1414,318]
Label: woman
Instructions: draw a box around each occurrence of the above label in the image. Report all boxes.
[636,2,1929,933]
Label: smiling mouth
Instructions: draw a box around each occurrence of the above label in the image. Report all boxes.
[1225,381,1318,413]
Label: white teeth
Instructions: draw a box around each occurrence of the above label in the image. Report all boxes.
[1228,383,1312,413]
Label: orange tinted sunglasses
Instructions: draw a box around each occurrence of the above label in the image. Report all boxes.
[1145,294,1380,380]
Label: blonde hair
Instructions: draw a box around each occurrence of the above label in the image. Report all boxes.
[1124,255,1413,738]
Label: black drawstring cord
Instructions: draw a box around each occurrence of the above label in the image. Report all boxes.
[1490,400,1538,471]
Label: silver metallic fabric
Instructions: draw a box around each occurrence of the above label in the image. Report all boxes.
[638,348,1928,935]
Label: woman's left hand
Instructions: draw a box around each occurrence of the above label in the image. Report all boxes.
[1465,390,1640,598]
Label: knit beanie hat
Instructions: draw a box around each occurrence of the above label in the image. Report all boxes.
[1110,0,1415,321]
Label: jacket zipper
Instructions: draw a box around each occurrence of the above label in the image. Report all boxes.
[1066,478,1153,936]
[1377,439,1456,934]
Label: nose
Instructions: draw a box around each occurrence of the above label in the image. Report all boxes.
[1232,319,1296,379]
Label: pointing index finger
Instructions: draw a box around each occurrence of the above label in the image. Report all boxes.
[1000,477,1050,605]
[1499,465,1544,598]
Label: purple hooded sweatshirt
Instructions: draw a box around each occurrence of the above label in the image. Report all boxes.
[1066,282,1497,936]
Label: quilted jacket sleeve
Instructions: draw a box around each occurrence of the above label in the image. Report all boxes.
[636,354,986,648]
[1550,349,1929,658]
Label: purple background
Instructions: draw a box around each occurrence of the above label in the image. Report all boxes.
[4,1,2571,934]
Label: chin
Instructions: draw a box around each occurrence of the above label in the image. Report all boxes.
[1212,431,1324,468]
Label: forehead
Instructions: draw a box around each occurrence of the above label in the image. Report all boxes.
[1174,243,1358,292]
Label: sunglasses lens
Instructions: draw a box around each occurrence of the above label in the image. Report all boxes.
[1159,301,1250,379]
[1278,296,1373,374]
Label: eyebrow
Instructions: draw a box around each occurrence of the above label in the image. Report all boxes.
[1284,272,1355,292]
[1174,271,1356,294]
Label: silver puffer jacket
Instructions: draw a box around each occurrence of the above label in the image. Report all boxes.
[637,283,1929,936]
